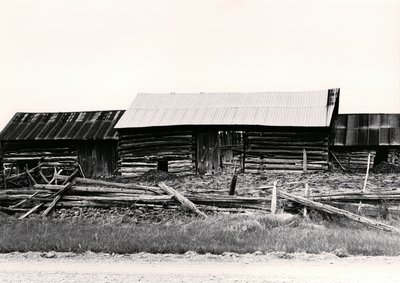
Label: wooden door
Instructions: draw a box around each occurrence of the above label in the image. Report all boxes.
[197,131,220,174]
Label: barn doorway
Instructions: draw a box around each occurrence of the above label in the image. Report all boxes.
[197,131,220,174]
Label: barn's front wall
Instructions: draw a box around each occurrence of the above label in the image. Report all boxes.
[118,128,196,177]
[1,140,119,188]
[245,128,329,172]
[117,126,331,176]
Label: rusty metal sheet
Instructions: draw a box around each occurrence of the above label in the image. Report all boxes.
[333,114,400,146]
[0,111,124,141]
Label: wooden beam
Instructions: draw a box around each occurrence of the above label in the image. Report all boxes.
[55,174,162,195]
[271,181,278,214]
[302,149,307,172]
[158,182,207,219]
[277,190,400,233]
[18,203,44,220]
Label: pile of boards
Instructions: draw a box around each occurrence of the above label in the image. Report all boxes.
[0,171,271,218]
[1,167,400,234]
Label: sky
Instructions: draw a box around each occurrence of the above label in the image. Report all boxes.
[0,0,399,131]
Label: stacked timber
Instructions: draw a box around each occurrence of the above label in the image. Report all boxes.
[0,176,271,216]
[118,131,196,177]
[331,150,375,171]
[244,131,329,172]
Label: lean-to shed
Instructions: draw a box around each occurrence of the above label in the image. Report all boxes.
[115,89,340,176]
[331,113,400,170]
[0,110,124,187]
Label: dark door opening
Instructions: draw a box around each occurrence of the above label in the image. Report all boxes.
[157,160,168,172]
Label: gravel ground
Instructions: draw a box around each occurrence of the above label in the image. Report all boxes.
[1,252,400,283]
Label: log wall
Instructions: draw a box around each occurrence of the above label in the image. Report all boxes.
[1,141,79,188]
[118,130,196,177]
[244,130,329,172]
[331,149,375,171]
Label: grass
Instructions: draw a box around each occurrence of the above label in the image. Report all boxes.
[1,213,400,256]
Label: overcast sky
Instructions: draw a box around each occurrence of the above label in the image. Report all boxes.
[0,0,399,130]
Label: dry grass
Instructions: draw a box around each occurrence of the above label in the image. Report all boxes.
[1,213,400,256]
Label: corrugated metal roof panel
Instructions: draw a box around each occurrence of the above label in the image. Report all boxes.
[0,110,124,141]
[115,89,340,128]
[333,114,400,146]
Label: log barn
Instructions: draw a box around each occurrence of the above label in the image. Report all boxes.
[0,110,124,188]
[331,113,400,170]
[115,89,340,176]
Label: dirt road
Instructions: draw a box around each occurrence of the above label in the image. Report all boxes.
[1,252,400,283]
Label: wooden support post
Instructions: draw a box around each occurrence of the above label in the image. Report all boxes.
[229,171,238,196]
[158,182,207,218]
[303,183,309,217]
[303,149,307,172]
[271,181,278,214]
[359,153,371,214]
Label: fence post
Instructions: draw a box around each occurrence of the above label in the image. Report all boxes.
[303,149,307,172]
[271,181,278,214]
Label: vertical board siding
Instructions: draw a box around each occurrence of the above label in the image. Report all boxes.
[218,131,243,173]
[118,130,196,177]
[78,141,118,177]
[244,130,329,172]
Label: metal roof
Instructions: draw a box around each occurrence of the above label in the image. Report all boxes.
[115,89,340,129]
[332,114,400,146]
[0,110,124,141]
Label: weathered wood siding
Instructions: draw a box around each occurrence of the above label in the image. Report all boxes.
[0,141,4,189]
[1,141,78,187]
[1,140,119,186]
[77,141,118,177]
[331,149,375,171]
[118,130,196,177]
[388,149,400,165]
[244,129,329,172]
[219,131,243,173]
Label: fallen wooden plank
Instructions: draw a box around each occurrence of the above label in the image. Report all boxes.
[33,184,153,195]
[55,174,162,195]
[277,190,400,233]
[18,203,44,220]
[159,182,207,219]
[42,195,62,217]
[9,191,40,208]
[0,206,29,213]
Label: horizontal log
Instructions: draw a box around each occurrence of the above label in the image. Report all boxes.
[55,175,162,194]
[278,190,400,233]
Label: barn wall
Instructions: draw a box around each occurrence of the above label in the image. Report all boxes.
[244,128,329,172]
[219,131,243,173]
[330,148,375,171]
[77,141,118,177]
[331,147,400,171]
[118,129,196,177]
[1,141,79,187]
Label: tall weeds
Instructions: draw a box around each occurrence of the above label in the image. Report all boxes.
[1,214,400,256]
